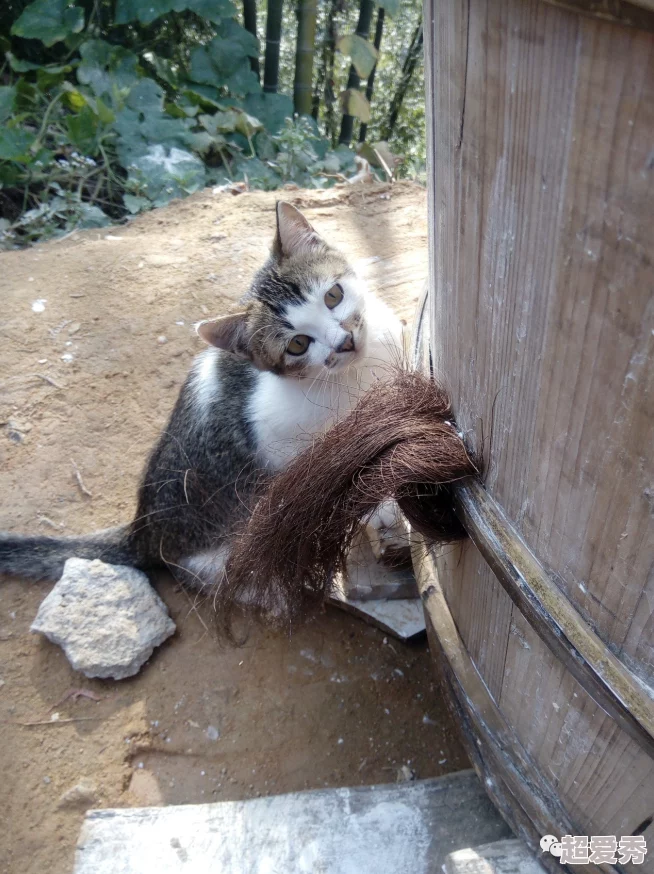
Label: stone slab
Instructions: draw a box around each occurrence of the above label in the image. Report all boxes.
[443,838,547,874]
[75,771,512,874]
[329,587,426,641]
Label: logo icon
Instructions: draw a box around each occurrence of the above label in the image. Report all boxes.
[540,835,562,857]
[540,835,647,865]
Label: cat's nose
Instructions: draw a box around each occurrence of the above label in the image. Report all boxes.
[337,333,355,353]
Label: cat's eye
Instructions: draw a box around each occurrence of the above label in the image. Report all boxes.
[287,334,311,355]
[324,284,344,309]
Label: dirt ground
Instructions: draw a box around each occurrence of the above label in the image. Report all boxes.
[0,181,468,874]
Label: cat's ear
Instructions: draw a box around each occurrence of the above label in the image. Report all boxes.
[196,312,251,359]
[273,201,323,259]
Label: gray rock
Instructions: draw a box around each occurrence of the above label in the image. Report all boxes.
[31,558,175,680]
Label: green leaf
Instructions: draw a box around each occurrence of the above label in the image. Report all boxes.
[6,53,41,72]
[183,0,237,22]
[189,47,217,86]
[361,140,402,176]
[241,92,293,135]
[0,87,16,125]
[183,84,226,109]
[77,40,140,98]
[95,97,115,124]
[11,0,84,48]
[336,35,378,78]
[185,131,216,154]
[127,144,206,205]
[188,20,260,94]
[115,0,236,25]
[76,203,111,229]
[123,194,150,214]
[332,143,356,171]
[199,110,239,134]
[224,66,260,97]
[0,128,34,162]
[147,54,180,89]
[66,105,99,152]
[6,52,75,76]
[219,19,259,58]
[61,84,87,111]
[113,80,195,164]
[231,156,281,191]
[235,111,263,139]
[36,62,72,90]
[340,89,371,123]
[377,0,400,15]
[0,161,26,186]
[125,78,165,113]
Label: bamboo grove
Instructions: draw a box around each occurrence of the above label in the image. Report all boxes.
[0,0,425,246]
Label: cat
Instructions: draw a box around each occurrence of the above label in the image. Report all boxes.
[0,202,407,591]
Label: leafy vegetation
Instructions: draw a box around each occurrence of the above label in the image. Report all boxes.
[0,0,425,247]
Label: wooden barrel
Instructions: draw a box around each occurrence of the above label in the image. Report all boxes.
[417,1,654,871]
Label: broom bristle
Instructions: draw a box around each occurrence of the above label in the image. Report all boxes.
[216,370,477,638]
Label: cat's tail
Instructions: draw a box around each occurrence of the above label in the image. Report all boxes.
[0,526,139,581]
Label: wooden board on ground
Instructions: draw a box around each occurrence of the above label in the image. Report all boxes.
[74,772,513,874]
[329,587,425,642]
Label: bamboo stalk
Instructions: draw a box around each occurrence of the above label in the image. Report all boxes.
[358,6,385,143]
[242,0,260,80]
[338,0,375,145]
[381,18,423,141]
[263,0,283,93]
[294,0,319,115]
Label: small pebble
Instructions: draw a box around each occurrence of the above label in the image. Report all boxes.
[58,778,97,808]
[157,335,167,344]
[396,765,416,783]
[206,725,220,741]
[43,776,51,784]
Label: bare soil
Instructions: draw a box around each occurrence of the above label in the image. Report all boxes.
[0,182,467,874]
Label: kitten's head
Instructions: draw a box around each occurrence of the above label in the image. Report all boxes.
[197,202,368,377]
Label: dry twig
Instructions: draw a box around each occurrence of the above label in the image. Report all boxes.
[71,458,93,498]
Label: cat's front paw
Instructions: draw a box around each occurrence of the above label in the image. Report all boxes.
[365,501,412,569]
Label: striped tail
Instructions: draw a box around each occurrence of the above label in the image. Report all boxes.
[0,527,137,581]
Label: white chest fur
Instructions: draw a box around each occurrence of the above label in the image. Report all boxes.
[247,295,404,471]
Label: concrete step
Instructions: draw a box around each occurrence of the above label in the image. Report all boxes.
[74,770,513,874]
[443,838,547,874]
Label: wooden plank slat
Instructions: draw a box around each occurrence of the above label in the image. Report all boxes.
[424,0,654,851]
[453,477,654,758]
